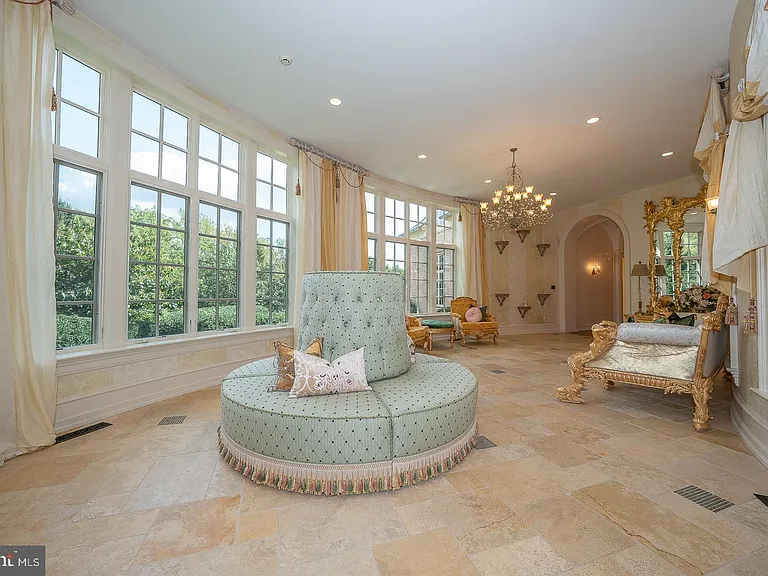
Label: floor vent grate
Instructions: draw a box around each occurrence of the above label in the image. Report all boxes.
[158,415,187,426]
[490,369,506,374]
[675,485,734,512]
[474,435,497,450]
[756,494,768,508]
[55,422,112,444]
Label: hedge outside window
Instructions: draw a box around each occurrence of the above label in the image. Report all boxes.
[54,162,102,348]
[436,247,455,312]
[198,203,240,331]
[661,231,702,294]
[53,51,101,158]
[130,92,188,185]
[128,184,188,339]
[256,153,288,214]
[256,217,288,325]
[198,125,239,200]
[385,241,405,276]
[409,244,429,313]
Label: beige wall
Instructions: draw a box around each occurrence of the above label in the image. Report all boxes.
[485,224,558,331]
[575,224,615,330]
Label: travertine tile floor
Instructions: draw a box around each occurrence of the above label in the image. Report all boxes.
[2,333,768,575]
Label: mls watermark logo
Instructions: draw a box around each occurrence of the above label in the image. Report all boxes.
[0,547,45,575]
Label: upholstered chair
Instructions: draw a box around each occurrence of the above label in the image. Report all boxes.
[405,316,431,352]
[451,296,499,346]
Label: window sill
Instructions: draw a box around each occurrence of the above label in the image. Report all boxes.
[57,325,294,372]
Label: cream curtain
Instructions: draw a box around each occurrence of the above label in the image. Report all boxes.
[695,75,730,292]
[457,204,488,305]
[713,0,768,281]
[293,152,324,330]
[320,159,337,271]
[320,162,367,271]
[1,0,58,458]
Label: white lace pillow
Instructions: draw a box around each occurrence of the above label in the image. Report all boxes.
[289,347,371,398]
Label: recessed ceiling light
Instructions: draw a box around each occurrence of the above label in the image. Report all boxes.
[661,151,674,157]
[329,97,342,106]
[586,117,601,124]
[484,179,492,184]
[549,192,557,196]
[417,154,427,159]
[690,212,698,215]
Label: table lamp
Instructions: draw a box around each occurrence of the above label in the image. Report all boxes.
[630,261,650,314]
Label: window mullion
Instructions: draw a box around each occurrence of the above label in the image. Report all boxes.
[242,140,257,329]
[188,195,200,335]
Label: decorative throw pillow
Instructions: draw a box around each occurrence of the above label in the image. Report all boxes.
[289,347,370,398]
[406,335,417,364]
[465,306,483,322]
[271,337,323,391]
[652,317,668,324]
[668,313,696,326]
[479,306,488,321]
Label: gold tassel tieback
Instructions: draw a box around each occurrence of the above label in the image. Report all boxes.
[51,87,57,112]
[725,297,738,326]
[743,297,758,334]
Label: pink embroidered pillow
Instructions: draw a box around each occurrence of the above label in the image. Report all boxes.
[465,306,483,322]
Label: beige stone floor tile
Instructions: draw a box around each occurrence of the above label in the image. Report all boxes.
[445,470,486,492]
[235,509,278,542]
[628,416,698,439]
[48,508,158,553]
[0,453,98,493]
[695,447,768,483]
[524,435,601,468]
[396,499,444,535]
[205,460,245,499]
[584,454,687,498]
[660,458,763,505]
[390,475,456,507]
[280,550,381,576]
[559,544,686,576]
[373,528,478,575]
[473,455,570,507]
[133,495,240,564]
[695,428,752,454]
[560,461,612,491]
[721,499,768,538]
[652,492,767,553]
[240,481,315,513]
[706,545,768,576]
[124,450,219,511]
[470,535,571,576]
[48,534,146,576]
[59,455,155,503]
[544,419,611,444]
[279,493,407,566]
[587,430,705,468]
[515,494,633,566]
[574,481,739,575]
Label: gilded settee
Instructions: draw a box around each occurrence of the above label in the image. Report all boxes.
[451,296,499,346]
[556,295,729,431]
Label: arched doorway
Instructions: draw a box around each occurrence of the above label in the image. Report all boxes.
[561,215,626,332]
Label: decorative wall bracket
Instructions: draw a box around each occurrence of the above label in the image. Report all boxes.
[495,293,509,307]
[536,243,551,257]
[495,240,509,255]
[517,305,531,319]
[516,229,531,243]
[537,293,551,306]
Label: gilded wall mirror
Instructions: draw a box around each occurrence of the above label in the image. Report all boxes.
[643,186,707,311]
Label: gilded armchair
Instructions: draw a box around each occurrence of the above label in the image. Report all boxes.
[451,297,499,346]
[556,295,729,431]
[405,316,431,352]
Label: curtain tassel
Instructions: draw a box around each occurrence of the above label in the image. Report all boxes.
[743,297,758,334]
[458,211,462,222]
[724,297,739,325]
[51,87,57,112]
[295,179,301,196]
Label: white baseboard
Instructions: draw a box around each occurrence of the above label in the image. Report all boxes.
[499,323,560,335]
[731,392,768,469]
[54,357,265,434]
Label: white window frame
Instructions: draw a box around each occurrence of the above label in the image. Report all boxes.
[197,124,241,200]
[656,228,703,296]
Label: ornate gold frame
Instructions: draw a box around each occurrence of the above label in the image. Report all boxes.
[555,295,728,431]
[643,185,707,312]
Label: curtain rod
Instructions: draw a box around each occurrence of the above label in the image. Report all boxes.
[290,139,369,175]
[454,196,480,206]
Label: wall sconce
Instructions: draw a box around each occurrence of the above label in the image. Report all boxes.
[707,196,719,214]
[590,264,602,277]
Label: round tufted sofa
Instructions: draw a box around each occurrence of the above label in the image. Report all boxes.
[219,271,478,495]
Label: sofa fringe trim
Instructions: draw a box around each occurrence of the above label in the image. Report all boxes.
[217,421,477,496]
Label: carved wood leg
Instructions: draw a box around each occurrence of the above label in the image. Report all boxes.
[427,333,433,352]
[603,380,615,389]
[461,332,466,346]
[450,331,454,348]
[493,333,498,345]
[556,379,586,404]
[691,377,713,432]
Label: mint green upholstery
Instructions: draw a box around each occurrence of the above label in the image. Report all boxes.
[297,272,411,384]
[421,319,454,329]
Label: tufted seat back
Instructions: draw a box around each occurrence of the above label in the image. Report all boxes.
[297,271,412,383]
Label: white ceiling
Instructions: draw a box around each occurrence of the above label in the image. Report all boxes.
[74,0,736,207]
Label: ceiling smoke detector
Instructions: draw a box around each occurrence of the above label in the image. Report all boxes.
[52,0,76,15]
[279,55,292,67]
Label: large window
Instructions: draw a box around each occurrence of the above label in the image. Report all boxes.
[365,191,376,234]
[368,238,377,271]
[436,248,455,312]
[660,231,702,294]
[198,125,239,200]
[385,198,406,238]
[256,153,288,214]
[128,185,188,339]
[436,209,454,244]
[256,217,289,325]
[130,92,188,185]
[385,241,406,275]
[53,52,101,158]
[54,162,102,348]
[409,203,428,241]
[409,245,429,313]
[198,203,240,331]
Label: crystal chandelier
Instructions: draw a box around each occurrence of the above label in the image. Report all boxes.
[479,148,553,230]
